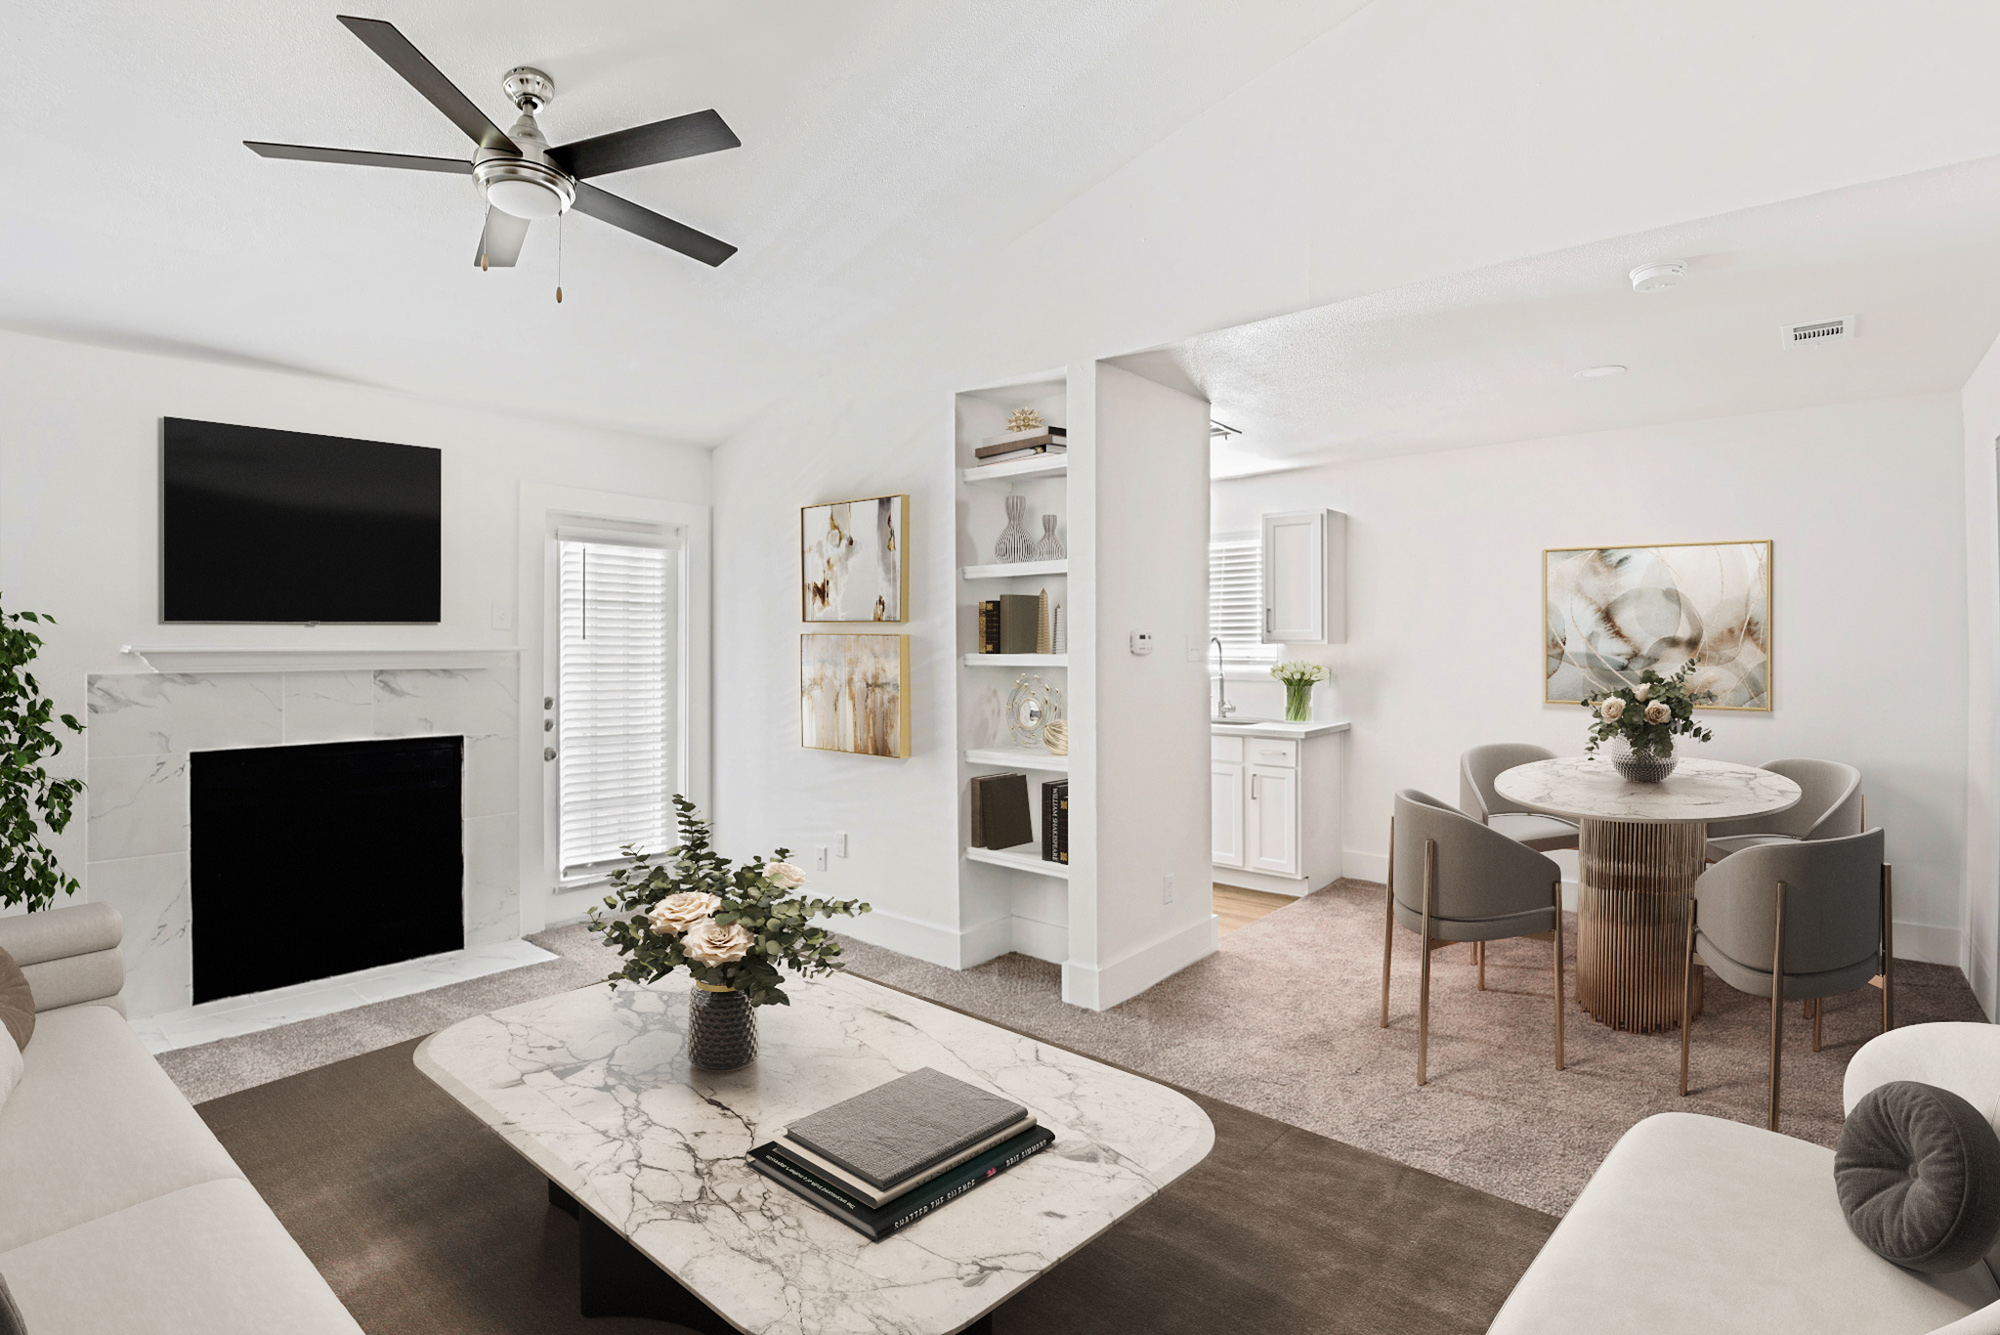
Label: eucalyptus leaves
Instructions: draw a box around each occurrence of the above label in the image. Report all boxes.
[589,795,869,1006]
[1581,660,1716,757]
[1,599,83,912]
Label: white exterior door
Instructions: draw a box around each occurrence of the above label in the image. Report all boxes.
[1247,764,1300,877]
[1211,762,1245,867]
[1262,510,1326,644]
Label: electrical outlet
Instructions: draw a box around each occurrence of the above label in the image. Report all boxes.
[835,832,849,858]
[1186,635,1204,662]
[1162,873,1174,904]
[815,845,829,872]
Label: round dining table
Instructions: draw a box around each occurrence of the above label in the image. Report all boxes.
[1493,756,1801,1033]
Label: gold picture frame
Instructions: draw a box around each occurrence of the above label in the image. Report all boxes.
[1544,540,1772,712]
[800,633,911,758]
[801,494,909,623]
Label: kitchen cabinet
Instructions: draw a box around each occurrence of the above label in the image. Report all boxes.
[1211,723,1347,896]
[1261,509,1346,645]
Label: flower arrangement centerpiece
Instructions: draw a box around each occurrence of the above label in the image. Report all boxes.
[589,796,870,1070]
[1270,660,1328,723]
[1581,661,1716,783]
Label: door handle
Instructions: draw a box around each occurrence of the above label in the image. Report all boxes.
[1264,607,1273,633]
[544,747,557,762]
[1251,775,1259,801]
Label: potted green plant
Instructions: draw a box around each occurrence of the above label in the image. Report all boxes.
[1,600,84,911]
[1581,661,1715,783]
[590,796,870,1070]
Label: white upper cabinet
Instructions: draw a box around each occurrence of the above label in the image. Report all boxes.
[1261,509,1346,644]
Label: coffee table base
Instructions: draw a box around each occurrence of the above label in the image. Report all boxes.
[550,1181,997,1334]
[1576,817,1707,1034]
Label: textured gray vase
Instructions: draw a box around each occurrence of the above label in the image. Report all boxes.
[1611,736,1678,784]
[994,495,1031,562]
[1032,514,1065,560]
[688,986,758,1071]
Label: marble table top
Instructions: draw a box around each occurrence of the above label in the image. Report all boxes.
[1493,755,1802,825]
[414,972,1214,1335]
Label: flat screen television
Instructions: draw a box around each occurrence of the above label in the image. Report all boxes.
[162,417,442,623]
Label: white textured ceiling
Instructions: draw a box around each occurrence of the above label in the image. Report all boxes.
[1109,155,2000,478]
[3,0,1366,442]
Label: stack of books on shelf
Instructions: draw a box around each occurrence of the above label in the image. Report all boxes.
[974,425,1066,464]
[1041,779,1069,864]
[976,594,1047,654]
[969,772,1031,849]
[749,1067,1054,1240]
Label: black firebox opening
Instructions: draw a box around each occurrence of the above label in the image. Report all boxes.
[190,735,465,1004]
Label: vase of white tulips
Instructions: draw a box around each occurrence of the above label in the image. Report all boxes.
[1271,660,1328,723]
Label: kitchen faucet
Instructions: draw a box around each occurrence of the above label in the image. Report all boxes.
[1211,636,1235,718]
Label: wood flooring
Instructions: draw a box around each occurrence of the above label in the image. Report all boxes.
[1213,883,1296,937]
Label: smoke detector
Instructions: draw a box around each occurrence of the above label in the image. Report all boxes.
[1629,261,1688,293]
[1780,316,1855,345]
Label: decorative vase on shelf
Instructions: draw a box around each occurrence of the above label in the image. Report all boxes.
[1032,515,1065,560]
[1282,680,1314,723]
[687,983,758,1071]
[994,494,1032,562]
[1610,736,1678,784]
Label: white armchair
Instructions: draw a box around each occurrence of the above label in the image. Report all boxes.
[1488,1022,2000,1335]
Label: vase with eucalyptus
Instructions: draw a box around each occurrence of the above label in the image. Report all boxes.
[1581,661,1716,783]
[1271,660,1328,723]
[590,796,870,1070]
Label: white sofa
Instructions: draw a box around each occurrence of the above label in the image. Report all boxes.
[1489,1021,2000,1335]
[0,903,362,1334]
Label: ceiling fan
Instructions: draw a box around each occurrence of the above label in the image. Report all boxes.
[246,15,740,272]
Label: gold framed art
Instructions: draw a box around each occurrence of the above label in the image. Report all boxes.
[1544,540,1772,711]
[801,494,909,623]
[800,633,911,758]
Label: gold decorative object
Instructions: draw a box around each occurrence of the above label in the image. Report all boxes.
[1043,720,1069,756]
[1005,407,1045,433]
[1036,588,1051,654]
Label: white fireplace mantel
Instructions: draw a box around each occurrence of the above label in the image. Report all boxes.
[119,646,520,674]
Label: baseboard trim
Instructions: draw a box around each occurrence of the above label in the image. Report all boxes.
[1894,921,1963,970]
[1969,933,1996,1023]
[836,907,967,970]
[1212,866,1317,898]
[1012,917,1067,965]
[1062,914,1219,1012]
[1343,850,1388,884]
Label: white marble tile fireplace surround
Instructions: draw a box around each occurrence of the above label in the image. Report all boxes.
[84,663,528,1028]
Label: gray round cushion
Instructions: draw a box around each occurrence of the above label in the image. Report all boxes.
[1836,1080,2000,1274]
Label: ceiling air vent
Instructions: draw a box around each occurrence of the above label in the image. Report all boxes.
[1781,316,1854,345]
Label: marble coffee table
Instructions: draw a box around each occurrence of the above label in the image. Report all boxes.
[414,972,1214,1335]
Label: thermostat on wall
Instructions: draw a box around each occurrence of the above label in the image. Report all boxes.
[1129,631,1154,655]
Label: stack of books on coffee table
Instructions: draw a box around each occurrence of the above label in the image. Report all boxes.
[748,1067,1054,1240]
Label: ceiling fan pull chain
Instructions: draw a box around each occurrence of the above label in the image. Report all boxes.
[556,212,564,304]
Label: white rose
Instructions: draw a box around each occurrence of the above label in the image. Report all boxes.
[1644,700,1671,725]
[647,891,722,935]
[681,918,756,966]
[765,861,807,890]
[1599,697,1625,723]
[1631,683,1651,701]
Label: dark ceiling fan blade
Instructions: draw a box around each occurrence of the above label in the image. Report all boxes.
[569,183,736,267]
[547,109,740,179]
[336,15,518,152]
[245,141,471,173]
[475,208,532,268]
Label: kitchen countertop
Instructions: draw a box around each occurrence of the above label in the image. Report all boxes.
[1210,718,1350,740]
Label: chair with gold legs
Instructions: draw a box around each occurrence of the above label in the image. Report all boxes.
[1679,828,1892,1131]
[1381,789,1565,1087]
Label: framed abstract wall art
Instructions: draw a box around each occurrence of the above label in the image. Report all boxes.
[1545,540,1772,711]
[802,494,908,622]
[800,633,911,758]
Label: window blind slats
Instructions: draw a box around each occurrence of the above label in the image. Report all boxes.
[1210,537,1279,664]
[558,538,675,878]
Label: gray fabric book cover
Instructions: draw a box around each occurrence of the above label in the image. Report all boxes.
[787,1067,1030,1190]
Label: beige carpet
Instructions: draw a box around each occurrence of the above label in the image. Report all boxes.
[835,879,1987,1214]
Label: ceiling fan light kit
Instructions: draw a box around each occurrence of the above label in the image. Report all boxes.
[245,15,741,279]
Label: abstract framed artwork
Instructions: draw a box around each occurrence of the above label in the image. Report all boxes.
[1545,540,1772,711]
[800,633,911,758]
[802,494,908,622]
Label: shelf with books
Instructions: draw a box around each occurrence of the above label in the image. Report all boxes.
[963,653,1066,667]
[962,560,1067,581]
[964,746,1069,773]
[961,455,1068,485]
[965,845,1069,880]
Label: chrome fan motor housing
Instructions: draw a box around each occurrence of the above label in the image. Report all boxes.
[473,105,574,219]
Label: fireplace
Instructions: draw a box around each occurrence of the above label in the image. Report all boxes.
[189,736,466,1003]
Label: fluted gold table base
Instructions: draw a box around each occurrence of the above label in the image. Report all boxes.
[1576,817,1706,1033]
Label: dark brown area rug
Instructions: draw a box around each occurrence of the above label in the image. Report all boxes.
[197,1037,1554,1335]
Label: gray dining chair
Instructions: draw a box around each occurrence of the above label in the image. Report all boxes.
[1679,828,1892,1131]
[1460,744,1580,852]
[1704,758,1863,862]
[1382,789,1565,1086]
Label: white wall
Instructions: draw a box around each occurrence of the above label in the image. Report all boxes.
[1962,336,2000,1014]
[1212,394,1972,966]
[0,329,709,932]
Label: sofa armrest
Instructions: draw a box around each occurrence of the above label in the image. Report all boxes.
[1844,1023,2000,1123]
[0,902,126,1012]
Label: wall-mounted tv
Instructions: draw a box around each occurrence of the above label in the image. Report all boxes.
[162,417,442,623]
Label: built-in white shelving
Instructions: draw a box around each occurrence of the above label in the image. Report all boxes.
[963,653,1067,667]
[961,455,1068,485]
[964,745,1069,773]
[964,846,1070,880]
[962,560,1067,580]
